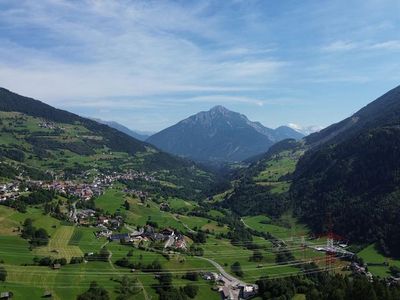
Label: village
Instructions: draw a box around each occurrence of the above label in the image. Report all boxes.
[0,170,154,203]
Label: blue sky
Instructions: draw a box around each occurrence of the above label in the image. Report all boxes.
[0,0,399,132]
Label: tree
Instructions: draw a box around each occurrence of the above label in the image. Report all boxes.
[32,228,49,246]
[124,200,130,211]
[99,247,110,262]
[77,281,109,300]
[183,284,198,298]
[115,276,141,300]
[183,271,199,281]
[0,266,7,282]
[231,261,243,277]
[250,250,263,262]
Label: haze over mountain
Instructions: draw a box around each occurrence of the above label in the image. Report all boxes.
[147,105,303,163]
[91,118,151,141]
[287,123,323,136]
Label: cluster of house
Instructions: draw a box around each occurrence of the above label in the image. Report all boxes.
[41,180,103,201]
[202,272,258,300]
[98,225,188,251]
[0,166,156,205]
[0,182,25,202]
[112,171,157,182]
[124,188,148,201]
[39,121,61,130]
[349,262,373,282]
[387,276,400,287]
[75,209,123,230]
[27,170,154,202]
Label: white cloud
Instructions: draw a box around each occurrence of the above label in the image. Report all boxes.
[0,0,286,107]
[368,40,400,51]
[321,41,358,52]
[321,39,400,53]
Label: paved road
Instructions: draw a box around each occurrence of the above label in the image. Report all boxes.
[197,256,246,286]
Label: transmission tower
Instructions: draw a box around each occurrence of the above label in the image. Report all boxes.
[325,213,336,272]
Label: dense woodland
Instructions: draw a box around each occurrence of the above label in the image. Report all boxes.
[292,127,400,257]
[256,263,400,300]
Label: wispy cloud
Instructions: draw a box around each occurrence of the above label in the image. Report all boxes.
[0,0,285,104]
[0,0,399,131]
[368,40,400,51]
[322,41,358,52]
[321,39,400,53]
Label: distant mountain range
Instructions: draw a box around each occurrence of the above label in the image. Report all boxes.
[91,118,151,141]
[287,123,323,136]
[147,105,304,162]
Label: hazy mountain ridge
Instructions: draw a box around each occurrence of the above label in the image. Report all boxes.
[91,118,150,141]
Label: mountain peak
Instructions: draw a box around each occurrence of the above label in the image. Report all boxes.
[209,105,231,114]
[147,106,304,162]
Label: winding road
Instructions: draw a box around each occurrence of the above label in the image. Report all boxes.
[197,256,246,286]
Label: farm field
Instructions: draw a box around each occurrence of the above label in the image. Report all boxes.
[33,226,83,261]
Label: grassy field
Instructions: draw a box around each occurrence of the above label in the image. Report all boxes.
[242,215,308,240]
[125,198,186,231]
[167,197,195,210]
[253,150,303,194]
[33,226,83,261]
[0,205,19,235]
[202,236,300,282]
[358,244,400,277]
[95,188,126,213]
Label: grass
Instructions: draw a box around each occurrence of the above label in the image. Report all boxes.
[358,244,400,277]
[202,236,300,282]
[0,235,36,265]
[243,215,308,240]
[167,197,195,210]
[95,188,126,213]
[125,198,186,231]
[8,207,61,236]
[0,205,19,235]
[33,226,83,261]
[253,150,303,194]
[69,227,106,254]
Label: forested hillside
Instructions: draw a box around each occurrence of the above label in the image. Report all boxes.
[221,139,303,217]
[291,85,400,257]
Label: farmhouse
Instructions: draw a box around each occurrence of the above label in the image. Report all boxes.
[109,233,130,242]
[240,285,259,299]
[0,292,13,300]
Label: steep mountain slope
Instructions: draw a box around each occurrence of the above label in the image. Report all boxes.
[291,85,400,256]
[0,88,217,199]
[147,105,303,162]
[221,139,303,216]
[91,118,150,141]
